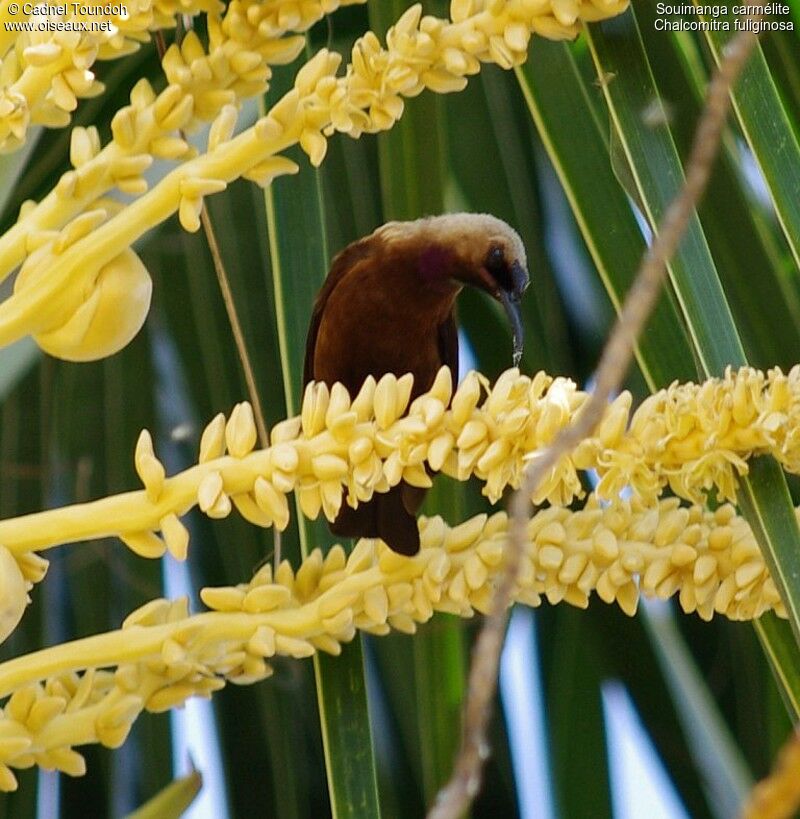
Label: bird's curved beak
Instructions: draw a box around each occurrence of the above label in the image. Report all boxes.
[499,261,529,367]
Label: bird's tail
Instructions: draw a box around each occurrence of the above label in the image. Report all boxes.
[330,484,422,555]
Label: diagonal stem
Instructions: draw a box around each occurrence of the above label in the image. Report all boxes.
[153,30,269,449]
[198,204,269,447]
[428,7,765,818]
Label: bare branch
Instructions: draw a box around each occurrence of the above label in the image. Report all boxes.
[154,30,270,450]
[429,9,764,817]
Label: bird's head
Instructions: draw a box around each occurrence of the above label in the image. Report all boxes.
[377,213,530,365]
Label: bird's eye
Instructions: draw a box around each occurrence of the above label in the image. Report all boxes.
[487,247,504,272]
[485,246,512,290]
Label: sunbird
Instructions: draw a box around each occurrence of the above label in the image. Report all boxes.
[304,213,529,555]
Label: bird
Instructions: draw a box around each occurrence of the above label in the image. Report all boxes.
[304,213,529,556]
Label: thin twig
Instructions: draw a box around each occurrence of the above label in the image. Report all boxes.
[153,30,275,563]
[428,10,763,818]
[198,204,270,447]
[152,31,269,449]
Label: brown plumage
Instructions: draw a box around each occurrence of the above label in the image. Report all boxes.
[304,213,529,555]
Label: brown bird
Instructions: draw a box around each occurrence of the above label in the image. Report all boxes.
[304,213,529,555]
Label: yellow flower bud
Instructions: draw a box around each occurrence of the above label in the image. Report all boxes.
[0,547,29,645]
[32,250,152,362]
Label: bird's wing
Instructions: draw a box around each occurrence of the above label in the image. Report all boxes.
[437,309,459,380]
[303,238,372,387]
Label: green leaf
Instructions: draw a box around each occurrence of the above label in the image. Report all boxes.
[754,613,800,718]
[451,67,573,377]
[590,606,718,818]
[539,606,612,818]
[761,31,800,138]
[0,128,41,217]
[516,40,697,390]
[262,54,381,819]
[586,8,800,712]
[632,7,800,368]
[367,0,467,804]
[586,19,744,372]
[696,1,800,274]
[641,605,753,817]
[0,340,39,404]
[151,143,329,814]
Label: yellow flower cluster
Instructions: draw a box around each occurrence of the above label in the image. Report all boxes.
[578,364,800,504]
[0,0,365,153]
[2,365,800,564]
[0,0,365,282]
[0,546,47,644]
[198,498,784,626]
[0,0,220,152]
[0,0,628,361]
[0,496,784,789]
[0,599,223,792]
[262,0,628,162]
[0,0,374,357]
